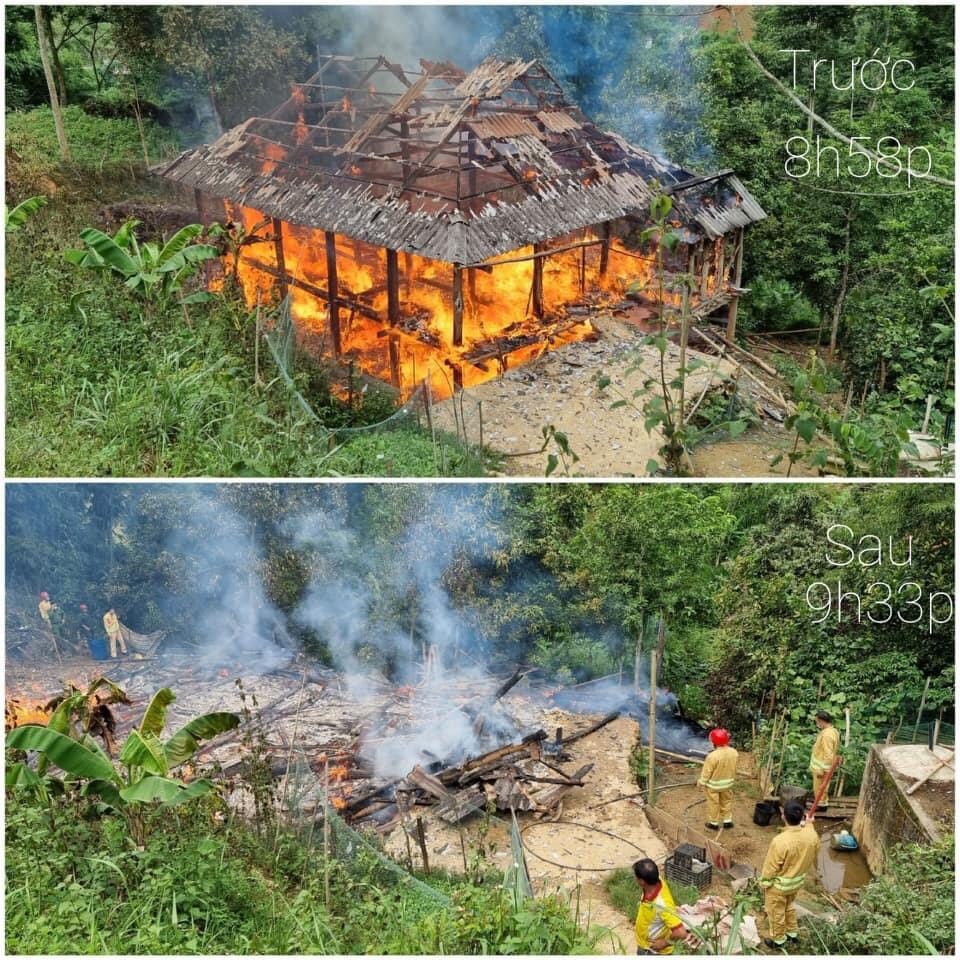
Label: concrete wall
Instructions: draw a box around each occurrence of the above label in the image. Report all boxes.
[852,745,944,876]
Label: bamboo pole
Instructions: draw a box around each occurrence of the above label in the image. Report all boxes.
[323,757,331,911]
[913,676,931,743]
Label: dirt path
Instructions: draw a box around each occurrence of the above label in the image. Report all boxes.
[430,316,817,478]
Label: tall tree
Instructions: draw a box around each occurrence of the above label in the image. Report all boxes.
[33,5,70,160]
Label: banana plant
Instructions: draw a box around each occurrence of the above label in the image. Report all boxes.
[65,220,220,313]
[6,686,238,843]
[5,195,47,232]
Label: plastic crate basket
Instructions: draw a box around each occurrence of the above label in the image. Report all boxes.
[673,843,707,870]
[665,854,713,890]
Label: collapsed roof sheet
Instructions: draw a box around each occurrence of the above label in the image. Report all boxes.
[156,55,765,262]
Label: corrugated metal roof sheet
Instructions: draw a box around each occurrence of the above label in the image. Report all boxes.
[537,111,582,133]
[466,115,544,141]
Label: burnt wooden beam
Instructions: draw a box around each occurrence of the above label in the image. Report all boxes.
[452,264,464,346]
[561,711,621,745]
[271,218,290,300]
[324,231,342,355]
[240,255,379,321]
[663,169,734,195]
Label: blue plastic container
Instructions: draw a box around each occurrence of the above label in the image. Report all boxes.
[88,636,110,661]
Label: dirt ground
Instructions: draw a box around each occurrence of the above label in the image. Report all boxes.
[429,315,818,478]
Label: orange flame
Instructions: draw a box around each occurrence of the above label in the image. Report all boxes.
[221,195,706,400]
[5,698,51,730]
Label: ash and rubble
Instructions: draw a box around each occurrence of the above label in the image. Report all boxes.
[5,645,706,829]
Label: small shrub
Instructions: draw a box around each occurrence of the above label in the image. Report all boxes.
[739,276,821,333]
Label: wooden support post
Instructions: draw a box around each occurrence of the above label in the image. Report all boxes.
[388,333,401,389]
[726,227,745,341]
[453,364,463,392]
[699,242,709,298]
[386,248,400,327]
[452,263,464,346]
[271,217,289,300]
[532,242,545,318]
[599,222,611,278]
[324,231,342,356]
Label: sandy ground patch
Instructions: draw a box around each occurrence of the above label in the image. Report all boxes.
[429,316,816,478]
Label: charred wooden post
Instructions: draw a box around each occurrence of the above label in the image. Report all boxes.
[324,231,342,355]
[271,218,290,300]
[452,263,464,346]
[532,242,545,318]
[387,248,401,326]
[599,221,611,278]
[453,364,464,392]
[726,227,745,341]
[699,243,710,298]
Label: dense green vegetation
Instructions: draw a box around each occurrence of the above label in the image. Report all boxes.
[5,767,597,954]
[5,5,953,476]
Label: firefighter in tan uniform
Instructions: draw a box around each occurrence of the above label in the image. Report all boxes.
[698,727,738,830]
[103,608,127,658]
[760,799,820,948]
[810,710,841,801]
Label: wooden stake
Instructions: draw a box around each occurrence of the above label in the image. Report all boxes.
[599,221,611,278]
[415,816,430,874]
[386,248,400,327]
[835,707,851,797]
[913,676,931,743]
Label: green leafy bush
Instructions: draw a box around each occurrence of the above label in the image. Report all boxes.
[739,277,822,333]
[6,105,179,179]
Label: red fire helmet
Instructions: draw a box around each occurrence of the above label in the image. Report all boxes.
[709,727,730,747]
[39,591,49,600]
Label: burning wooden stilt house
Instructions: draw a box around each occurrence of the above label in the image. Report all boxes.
[157,55,766,396]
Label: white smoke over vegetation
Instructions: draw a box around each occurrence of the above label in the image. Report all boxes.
[288,490,518,775]
[163,496,293,675]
